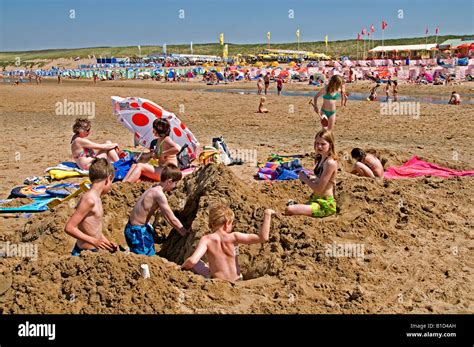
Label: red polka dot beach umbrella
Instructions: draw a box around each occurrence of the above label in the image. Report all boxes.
[111,96,200,158]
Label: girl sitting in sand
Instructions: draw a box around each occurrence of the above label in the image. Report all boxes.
[257,96,269,113]
[350,148,384,178]
[310,75,347,131]
[70,118,120,170]
[448,91,461,105]
[285,129,337,218]
[123,119,181,182]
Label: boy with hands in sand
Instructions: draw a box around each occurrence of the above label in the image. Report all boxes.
[350,148,384,178]
[182,205,276,283]
[65,158,118,256]
[124,164,189,256]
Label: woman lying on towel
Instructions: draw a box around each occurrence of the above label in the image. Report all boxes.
[123,119,181,182]
[71,118,120,170]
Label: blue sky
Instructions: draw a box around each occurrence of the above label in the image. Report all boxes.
[0,0,473,51]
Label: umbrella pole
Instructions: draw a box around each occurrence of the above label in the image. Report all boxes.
[136,147,146,161]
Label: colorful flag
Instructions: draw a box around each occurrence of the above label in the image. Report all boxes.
[436,27,439,35]
[382,20,388,30]
[219,33,224,45]
[267,32,271,41]
[325,35,328,46]
[296,29,300,39]
[361,28,366,35]
[368,32,371,38]
[357,33,361,41]
[223,44,228,59]
[371,24,375,33]
[425,28,429,35]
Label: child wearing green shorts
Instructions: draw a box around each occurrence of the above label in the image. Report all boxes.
[285,129,337,218]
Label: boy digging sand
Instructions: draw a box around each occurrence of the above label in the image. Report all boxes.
[125,164,189,256]
[182,205,276,283]
[65,158,118,256]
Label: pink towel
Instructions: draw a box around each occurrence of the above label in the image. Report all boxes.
[384,156,474,179]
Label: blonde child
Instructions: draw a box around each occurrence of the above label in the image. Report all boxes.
[65,158,118,255]
[257,96,269,113]
[310,75,347,130]
[182,205,276,282]
[71,118,120,170]
[285,129,337,218]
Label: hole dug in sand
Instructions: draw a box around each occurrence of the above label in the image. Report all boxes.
[3,162,472,313]
[156,164,286,280]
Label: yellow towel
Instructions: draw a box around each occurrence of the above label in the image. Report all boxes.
[49,169,87,180]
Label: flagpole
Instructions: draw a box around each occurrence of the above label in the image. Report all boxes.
[363,36,366,60]
[357,39,359,60]
[382,30,384,59]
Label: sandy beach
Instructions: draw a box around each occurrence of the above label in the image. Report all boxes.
[0,79,473,314]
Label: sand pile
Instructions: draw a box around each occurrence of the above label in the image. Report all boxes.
[0,163,472,314]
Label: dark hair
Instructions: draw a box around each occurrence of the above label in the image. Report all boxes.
[89,158,114,183]
[351,148,366,161]
[73,118,91,134]
[452,91,456,94]
[160,164,182,182]
[153,119,170,137]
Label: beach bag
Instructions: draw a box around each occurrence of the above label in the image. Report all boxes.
[177,144,191,170]
[212,137,232,165]
[113,158,135,182]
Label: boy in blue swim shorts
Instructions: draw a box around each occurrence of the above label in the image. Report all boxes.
[125,164,189,256]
